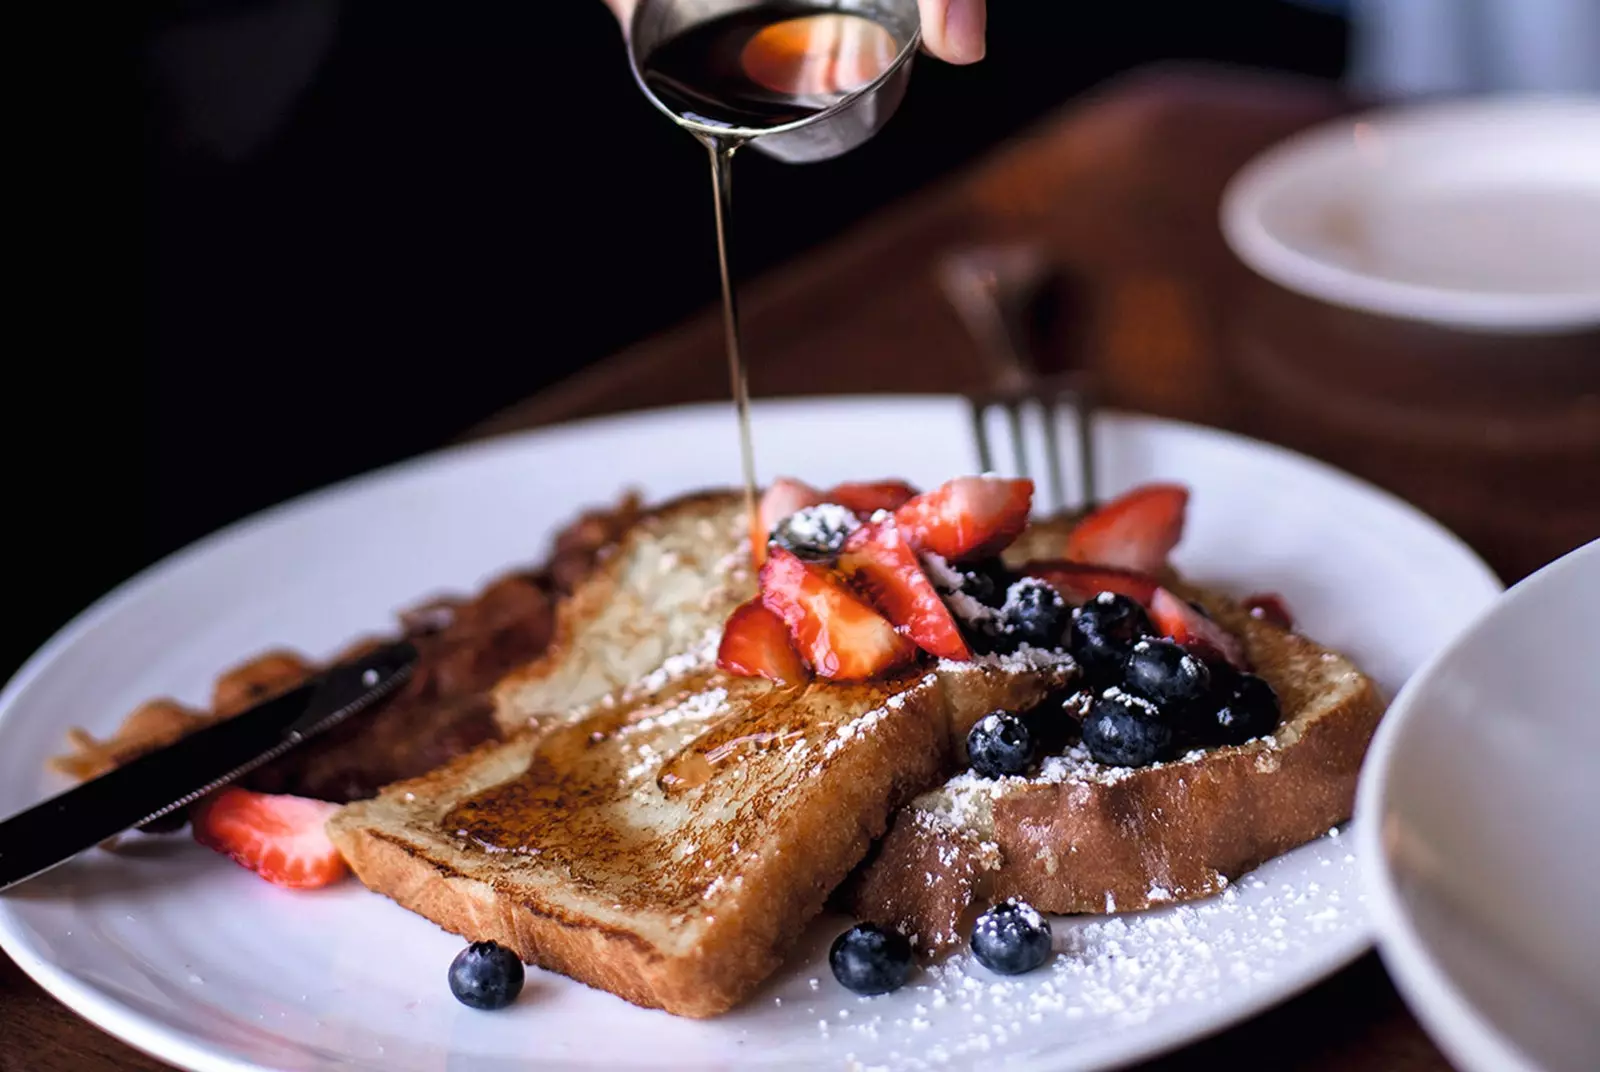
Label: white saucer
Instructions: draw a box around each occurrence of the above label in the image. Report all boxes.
[1222,96,1600,333]
[0,398,1503,1071]
[1357,538,1600,1072]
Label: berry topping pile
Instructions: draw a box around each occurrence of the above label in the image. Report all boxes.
[721,475,1034,683]
[721,476,1287,767]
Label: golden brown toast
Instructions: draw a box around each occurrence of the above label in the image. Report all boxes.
[844,571,1384,949]
[328,656,1076,1017]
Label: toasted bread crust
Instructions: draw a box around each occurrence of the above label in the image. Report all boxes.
[846,589,1384,947]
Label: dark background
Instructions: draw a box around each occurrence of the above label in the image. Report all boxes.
[11,0,1344,680]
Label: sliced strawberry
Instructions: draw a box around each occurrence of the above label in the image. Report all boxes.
[191,788,348,890]
[893,476,1034,561]
[760,546,917,680]
[1243,592,1295,631]
[1065,483,1190,574]
[825,480,919,517]
[717,598,809,685]
[838,520,972,661]
[1016,559,1160,607]
[751,478,825,566]
[1150,588,1249,670]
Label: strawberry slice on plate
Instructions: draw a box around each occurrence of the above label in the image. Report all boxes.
[894,476,1034,561]
[717,598,809,685]
[1243,592,1295,631]
[752,478,825,566]
[191,788,348,889]
[825,480,919,517]
[1150,588,1249,670]
[838,519,972,661]
[760,546,917,680]
[1065,483,1189,574]
[1016,560,1160,607]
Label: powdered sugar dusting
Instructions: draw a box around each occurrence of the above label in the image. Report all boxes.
[938,645,1077,675]
[761,826,1363,1069]
[628,629,720,697]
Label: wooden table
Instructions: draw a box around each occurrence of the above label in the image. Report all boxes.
[7,63,1597,1072]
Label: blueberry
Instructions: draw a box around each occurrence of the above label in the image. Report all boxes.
[1069,592,1156,680]
[970,900,1053,975]
[1122,638,1212,713]
[985,578,1069,653]
[770,504,859,563]
[967,711,1036,778]
[1081,689,1172,767]
[829,923,915,995]
[1197,672,1282,746]
[448,941,525,1010]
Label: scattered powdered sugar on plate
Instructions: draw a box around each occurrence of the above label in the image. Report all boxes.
[762,827,1364,1070]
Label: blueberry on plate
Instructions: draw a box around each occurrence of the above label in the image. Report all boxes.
[1198,672,1282,746]
[1122,638,1212,712]
[1081,689,1172,767]
[448,941,526,1010]
[830,923,915,995]
[967,710,1036,778]
[970,900,1053,975]
[986,578,1069,653]
[770,504,860,563]
[1068,592,1156,680]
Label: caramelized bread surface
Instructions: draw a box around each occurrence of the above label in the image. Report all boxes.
[329,656,1076,1017]
[846,585,1384,947]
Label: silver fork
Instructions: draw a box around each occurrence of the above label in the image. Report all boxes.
[937,244,1098,513]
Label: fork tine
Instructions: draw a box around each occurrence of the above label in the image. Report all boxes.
[1039,396,1068,513]
[1002,398,1029,482]
[967,394,994,474]
[1062,375,1098,509]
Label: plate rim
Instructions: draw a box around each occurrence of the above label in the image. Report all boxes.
[1354,537,1600,1072]
[1220,95,1600,334]
[0,395,1506,1072]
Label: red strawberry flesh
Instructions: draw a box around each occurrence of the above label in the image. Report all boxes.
[717,598,809,685]
[893,476,1034,561]
[838,519,972,661]
[1150,588,1249,670]
[825,480,919,516]
[1243,593,1295,631]
[191,788,348,889]
[1016,560,1160,607]
[1066,483,1189,574]
[759,546,917,680]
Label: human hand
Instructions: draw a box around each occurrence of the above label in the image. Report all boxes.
[599,0,986,64]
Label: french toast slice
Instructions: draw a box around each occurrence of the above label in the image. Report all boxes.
[328,655,1076,1017]
[491,491,755,735]
[844,569,1384,949]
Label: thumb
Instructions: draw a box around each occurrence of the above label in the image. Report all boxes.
[602,0,636,24]
[919,0,986,64]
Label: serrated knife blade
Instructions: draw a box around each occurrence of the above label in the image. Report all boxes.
[0,639,417,893]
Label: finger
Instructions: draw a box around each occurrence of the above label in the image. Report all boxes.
[918,0,986,64]
[601,0,636,23]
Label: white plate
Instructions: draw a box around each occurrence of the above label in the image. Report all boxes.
[1357,538,1600,1072]
[0,397,1502,1072]
[1221,96,1600,333]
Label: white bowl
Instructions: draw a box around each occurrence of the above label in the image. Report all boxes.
[1357,539,1600,1072]
[1222,97,1600,334]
